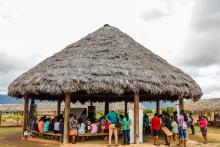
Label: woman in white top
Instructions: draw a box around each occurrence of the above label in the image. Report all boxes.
[78,118,86,134]
[54,117,60,133]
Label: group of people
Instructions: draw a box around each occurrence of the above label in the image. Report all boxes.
[146,110,208,146]
[69,109,132,145]
[30,109,131,145]
[31,115,65,134]
[30,109,208,146]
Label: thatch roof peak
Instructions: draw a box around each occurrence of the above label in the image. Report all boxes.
[8,25,202,102]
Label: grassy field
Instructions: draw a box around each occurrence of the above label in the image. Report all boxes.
[0,125,219,147]
[0,127,58,147]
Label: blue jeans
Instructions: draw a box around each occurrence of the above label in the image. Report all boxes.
[123,129,130,144]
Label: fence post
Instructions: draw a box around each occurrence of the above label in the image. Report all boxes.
[17,111,19,127]
[0,111,2,127]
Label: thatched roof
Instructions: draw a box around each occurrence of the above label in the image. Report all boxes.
[185,98,220,113]
[8,25,202,102]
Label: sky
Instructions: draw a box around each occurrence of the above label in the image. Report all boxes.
[0,0,220,99]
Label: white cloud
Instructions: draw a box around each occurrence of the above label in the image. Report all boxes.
[0,0,219,99]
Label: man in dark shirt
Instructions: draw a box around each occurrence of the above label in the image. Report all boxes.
[162,111,172,145]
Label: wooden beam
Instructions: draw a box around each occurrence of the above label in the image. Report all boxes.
[104,101,109,116]
[156,100,160,114]
[23,96,29,136]
[134,92,139,144]
[124,100,127,116]
[57,100,61,116]
[63,93,71,144]
[179,98,184,111]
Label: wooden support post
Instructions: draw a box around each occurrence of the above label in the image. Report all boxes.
[57,100,61,116]
[104,101,109,116]
[156,100,160,114]
[124,100,128,115]
[29,98,35,127]
[179,98,184,111]
[90,100,93,106]
[23,96,29,135]
[63,93,71,144]
[134,92,139,144]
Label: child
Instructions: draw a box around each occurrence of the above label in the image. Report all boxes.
[54,117,60,134]
[59,119,64,134]
[171,116,178,141]
[78,118,86,135]
[199,116,208,144]
[90,120,98,134]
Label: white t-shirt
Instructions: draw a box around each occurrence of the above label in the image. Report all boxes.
[78,123,86,134]
[54,122,60,131]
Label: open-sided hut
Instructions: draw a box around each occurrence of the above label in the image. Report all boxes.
[185,98,220,113]
[8,25,202,144]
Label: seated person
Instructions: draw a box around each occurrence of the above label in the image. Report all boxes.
[59,119,64,134]
[90,120,98,134]
[78,118,86,135]
[54,117,60,133]
[86,118,91,132]
[104,118,110,133]
[38,117,44,133]
[31,117,37,131]
[49,119,54,131]
[44,118,51,132]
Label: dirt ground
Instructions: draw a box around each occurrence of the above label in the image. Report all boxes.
[0,126,220,147]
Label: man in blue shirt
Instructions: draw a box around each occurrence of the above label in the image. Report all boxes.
[106,109,121,146]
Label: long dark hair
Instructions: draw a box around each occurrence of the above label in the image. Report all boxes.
[125,113,129,121]
[180,110,188,122]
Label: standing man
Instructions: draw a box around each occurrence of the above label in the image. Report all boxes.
[151,113,161,146]
[122,112,131,145]
[105,109,121,146]
[188,113,195,135]
[162,111,172,146]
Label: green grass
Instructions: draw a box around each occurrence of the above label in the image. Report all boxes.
[0,127,21,140]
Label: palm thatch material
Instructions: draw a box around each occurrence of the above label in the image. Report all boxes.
[8,25,202,102]
[185,98,220,113]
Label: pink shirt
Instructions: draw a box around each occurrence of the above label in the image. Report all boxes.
[105,121,110,129]
[199,119,207,128]
[178,115,187,129]
[90,123,98,134]
[38,120,44,133]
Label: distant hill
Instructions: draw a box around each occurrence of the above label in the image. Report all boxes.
[0,94,23,104]
[143,101,176,110]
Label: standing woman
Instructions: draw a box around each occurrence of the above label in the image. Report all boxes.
[178,110,188,147]
[69,114,78,144]
[199,115,208,144]
[122,112,131,145]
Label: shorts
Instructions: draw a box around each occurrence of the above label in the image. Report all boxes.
[153,130,160,136]
[69,129,78,136]
[201,128,207,136]
[179,128,187,139]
